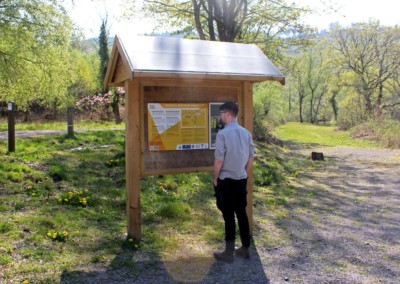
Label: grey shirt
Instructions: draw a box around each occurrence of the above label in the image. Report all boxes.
[214,121,255,180]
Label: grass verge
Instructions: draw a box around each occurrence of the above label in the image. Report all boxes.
[274,122,379,148]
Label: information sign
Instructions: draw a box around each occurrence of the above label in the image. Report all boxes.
[148,103,209,151]
[209,103,224,149]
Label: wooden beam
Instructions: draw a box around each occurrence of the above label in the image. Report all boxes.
[242,81,254,236]
[125,79,141,240]
[111,55,130,86]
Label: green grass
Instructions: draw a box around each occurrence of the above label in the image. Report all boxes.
[274,122,379,148]
[0,129,223,282]
[0,119,125,132]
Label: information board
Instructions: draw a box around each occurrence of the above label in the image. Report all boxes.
[209,103,224,149]
[147,103,209,151]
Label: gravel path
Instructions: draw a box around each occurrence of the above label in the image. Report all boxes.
[257,146,400,283]
[59,145,400,283]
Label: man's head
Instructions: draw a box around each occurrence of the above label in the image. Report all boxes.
[219,102,238,124]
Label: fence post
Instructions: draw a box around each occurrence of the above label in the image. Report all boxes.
[67,107,74,138]
[8,102,15,152]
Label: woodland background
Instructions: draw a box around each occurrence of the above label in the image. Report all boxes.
[1,0,399,146]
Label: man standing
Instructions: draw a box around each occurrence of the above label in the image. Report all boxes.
[213,102,254,263]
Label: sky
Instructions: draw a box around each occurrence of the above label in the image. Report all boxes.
[66,0,400,39]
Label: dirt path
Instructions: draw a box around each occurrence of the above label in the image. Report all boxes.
[0,128,124,140]
[257,146,400,283]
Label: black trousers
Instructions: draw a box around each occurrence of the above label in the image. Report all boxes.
[215,178,250,247]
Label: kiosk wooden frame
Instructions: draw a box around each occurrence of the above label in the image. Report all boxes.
[105,35,285,239]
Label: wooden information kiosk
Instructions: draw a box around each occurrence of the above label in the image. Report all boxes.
[104,35,285,239]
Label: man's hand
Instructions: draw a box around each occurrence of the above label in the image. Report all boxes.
[213,159,223,187]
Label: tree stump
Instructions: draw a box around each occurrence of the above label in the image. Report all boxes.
[311,152,324,160]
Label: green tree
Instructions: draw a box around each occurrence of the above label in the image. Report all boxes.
[98,19,122,124]
[0,0,75,113]
[131,0,314,60]
[285,55,308,123]
[303,42,330,123]
[331,21,400,119]
[98,19,110,93]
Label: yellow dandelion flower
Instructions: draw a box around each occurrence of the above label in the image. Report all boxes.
[63,231,68,237]
[82,200,87,206]
[52,232,58,239]
[47,232,52,237]
[58,198,62,202]
[22,280,29,284]
[64,199,68,202]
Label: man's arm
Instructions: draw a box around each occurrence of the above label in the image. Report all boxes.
[213,159,223,187]
[245,156,254,176]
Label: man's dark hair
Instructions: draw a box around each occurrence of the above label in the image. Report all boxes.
[220,102,238,117]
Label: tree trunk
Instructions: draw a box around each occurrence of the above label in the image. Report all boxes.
[112,93,121,124]
[299,96,304,123]
[375,82,384,119]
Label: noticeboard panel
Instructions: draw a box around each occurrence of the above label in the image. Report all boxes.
[147,103,209,151]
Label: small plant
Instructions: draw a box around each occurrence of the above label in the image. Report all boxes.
[254,167,281,186]
[57,189,92,207]
[48,165,68,182]
[158,201,190,219]
[0,222,13,233]
[47,229,68,242]
[0,254,12,265]
[157,180,178,194]
[105,157,125,167]
[128,238,140,250]
[24,183,48,197]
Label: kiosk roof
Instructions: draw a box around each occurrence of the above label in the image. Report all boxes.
[105,35,285,85]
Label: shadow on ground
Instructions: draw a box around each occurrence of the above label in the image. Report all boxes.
[60,240,270,283]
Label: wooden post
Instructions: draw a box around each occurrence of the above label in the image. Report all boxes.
[67,107,74,138]
[8,102,15,153]
[125,79,142,240]
[242,82,254,235]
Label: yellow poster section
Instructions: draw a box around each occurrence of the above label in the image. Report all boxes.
[148,103,209,151]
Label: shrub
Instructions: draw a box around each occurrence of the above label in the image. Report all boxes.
[350,119,400,148]
[254,167,281,186]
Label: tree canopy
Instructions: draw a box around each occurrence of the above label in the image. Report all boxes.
[0,0,75,110]
[133,0,314,60]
